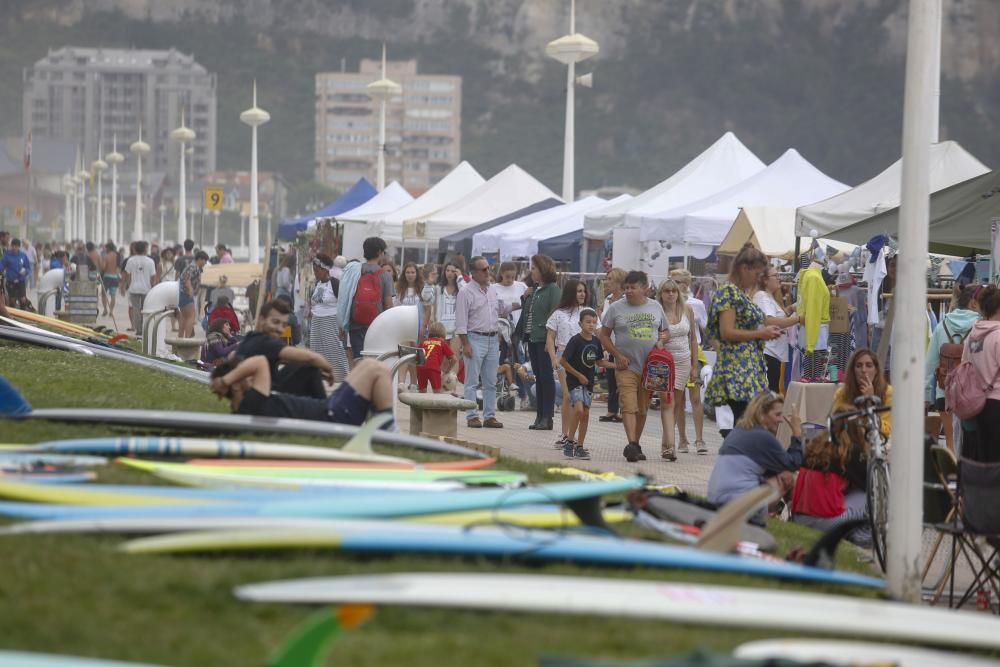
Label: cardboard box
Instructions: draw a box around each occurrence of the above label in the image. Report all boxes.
[829,296,850,334]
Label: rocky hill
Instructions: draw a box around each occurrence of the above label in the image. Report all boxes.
[3,0,998,193]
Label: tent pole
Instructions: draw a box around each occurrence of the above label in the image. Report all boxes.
[793,236,801,276]
[887,0,935,604]
[683,243,689,271]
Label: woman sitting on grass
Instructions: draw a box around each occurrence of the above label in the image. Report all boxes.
[201,318,240,367]
[706,390,803,514]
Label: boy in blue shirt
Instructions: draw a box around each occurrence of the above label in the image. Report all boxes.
[0,238,31,307]
[559,308,614,460]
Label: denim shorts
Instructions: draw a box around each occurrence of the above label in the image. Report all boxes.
[569,386,592,408]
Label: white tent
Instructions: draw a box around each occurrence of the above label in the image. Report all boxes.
[718,207,855,260]
[583,132,765,240]
[331,181,415,260]
[828,169,1000,254]
[633,149,850,256]
[370,162,485,243]
[333,181,414,223]
[501,195,633,261]
[796,140,989,237]
[472,196,607,257]
[406,164,560,243]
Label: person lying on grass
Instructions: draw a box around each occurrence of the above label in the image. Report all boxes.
[210,354,394,428]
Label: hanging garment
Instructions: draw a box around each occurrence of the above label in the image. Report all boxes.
[862,247,887,326]
[797,267,830,353]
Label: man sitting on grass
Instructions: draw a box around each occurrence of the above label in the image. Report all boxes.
[210,355,394,427]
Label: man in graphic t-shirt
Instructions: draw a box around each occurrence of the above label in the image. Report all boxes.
[598,270,669,463]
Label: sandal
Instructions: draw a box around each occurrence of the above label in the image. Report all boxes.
[599,414,622,423]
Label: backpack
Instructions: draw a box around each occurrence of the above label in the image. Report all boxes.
[945,333,1000,420]
[641,347,675,396]
[351,267,385,326]
[935,320,968,390]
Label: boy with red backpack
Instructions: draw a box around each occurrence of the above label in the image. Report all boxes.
[337,237,394,361]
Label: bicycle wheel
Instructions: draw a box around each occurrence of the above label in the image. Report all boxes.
[867,459,891,572]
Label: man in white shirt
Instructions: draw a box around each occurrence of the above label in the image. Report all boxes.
[121,241,157,335]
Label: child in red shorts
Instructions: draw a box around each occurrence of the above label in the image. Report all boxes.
[418,322,456,393]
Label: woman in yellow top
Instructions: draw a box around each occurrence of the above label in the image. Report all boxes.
[830,348,893,443]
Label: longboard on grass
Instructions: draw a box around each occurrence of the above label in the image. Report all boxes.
[233,572,1000,651]
[735,639,1000,667]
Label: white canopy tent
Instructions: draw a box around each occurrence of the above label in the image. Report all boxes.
[796,140,989,237]
[406,164,560,243]
[472,196,607,257]
[718,207,856,260]
[501,195,633,261]
[583,132,765,240]
[633,149,850,257]
[369,161,485,244]
[330,181,415,260]
[828,169,1000,255]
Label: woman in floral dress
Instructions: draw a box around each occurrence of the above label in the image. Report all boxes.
[706,244,781,437]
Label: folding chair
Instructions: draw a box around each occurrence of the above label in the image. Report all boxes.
[922,445,978,606]
[953,457,1000,612]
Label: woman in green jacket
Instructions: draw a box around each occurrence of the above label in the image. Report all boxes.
[520,254,561,430]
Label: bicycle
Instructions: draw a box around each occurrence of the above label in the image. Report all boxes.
[829,395,892,572]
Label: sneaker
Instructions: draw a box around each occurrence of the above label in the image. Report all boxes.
[696,440,708,455]
[519,397,532,411]
[562,442,576,459]
[574,446,591,460]
[508,383,519,392]
[554,434,569,448]
[407,384,419,392]
[677,441,690,454]
[661,446,677,462]
[623,442,642,463]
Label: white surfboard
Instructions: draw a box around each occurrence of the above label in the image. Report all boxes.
[735,639,1000,666]
[235,573,1000,651]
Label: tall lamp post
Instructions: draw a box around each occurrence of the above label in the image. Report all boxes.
[92,152,107,243]
[62,174,75,244]
[117,199,125,244]
[158,203,167,244]
[106,136,124,248]
[545,0,598,202]
[240,82,270,264]
[213,209,220,247]
[77,166,90,242]
[130,127,150,242]
[171,112,196,244]
[366,45,401,191]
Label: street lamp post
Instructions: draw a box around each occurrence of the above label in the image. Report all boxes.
[106,135,124,247]
[366,45,402,191]
[240,82,270,264]
[62,174,74,244]
[213,209,220,247]
[92,152,107,244]
[545,0,598,202]
[159,204,167,244]
[77,166,90,242]
[130,127,150,242]
[171,112,196,244]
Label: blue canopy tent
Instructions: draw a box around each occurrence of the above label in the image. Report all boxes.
[437,198,563,262]
[538,229,583,272]
[277,178,378,241]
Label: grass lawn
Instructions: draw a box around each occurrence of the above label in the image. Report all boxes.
[0,341,883,666]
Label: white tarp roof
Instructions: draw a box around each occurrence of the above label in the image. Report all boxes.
[333,181,414,224]
[501,195,632,261]
[796,140,989,237]
[405,164,561,242]
[370,162,485,242]
[472,196,607,257]
[583,132,765,240]
[828,169,1000,254]
[719,207,856,260]
[634,149,850,246]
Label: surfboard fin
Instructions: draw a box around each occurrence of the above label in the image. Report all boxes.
[266,605,374,667]
[800,518,869,569]
[695,485,776,553]
[341,413,392,456]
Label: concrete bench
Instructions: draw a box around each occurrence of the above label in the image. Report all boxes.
[398,392,477,438]
[164,335,207,362]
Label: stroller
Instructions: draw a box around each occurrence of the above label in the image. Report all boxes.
[495,318,517,412]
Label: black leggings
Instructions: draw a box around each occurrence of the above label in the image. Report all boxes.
[963,399,1000,463]
[528,340,555,420]
[765,354,782,393]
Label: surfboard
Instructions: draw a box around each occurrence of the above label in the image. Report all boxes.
[0,476,645,522]
[18,409,489,459]
[116,458,526,486]
[734,639,1000,667]
[234,572,1000,650]
[7,307,111,339]
[0,508,633,536]
[1,472,96,484]
[0,322,208,384]
[0,452,109,468]
[182,457,497,471]
[21,436,413,465]
[0,652,166,667]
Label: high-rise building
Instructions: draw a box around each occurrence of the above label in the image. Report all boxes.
[315,59,461,193]
[23,46,217,180]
